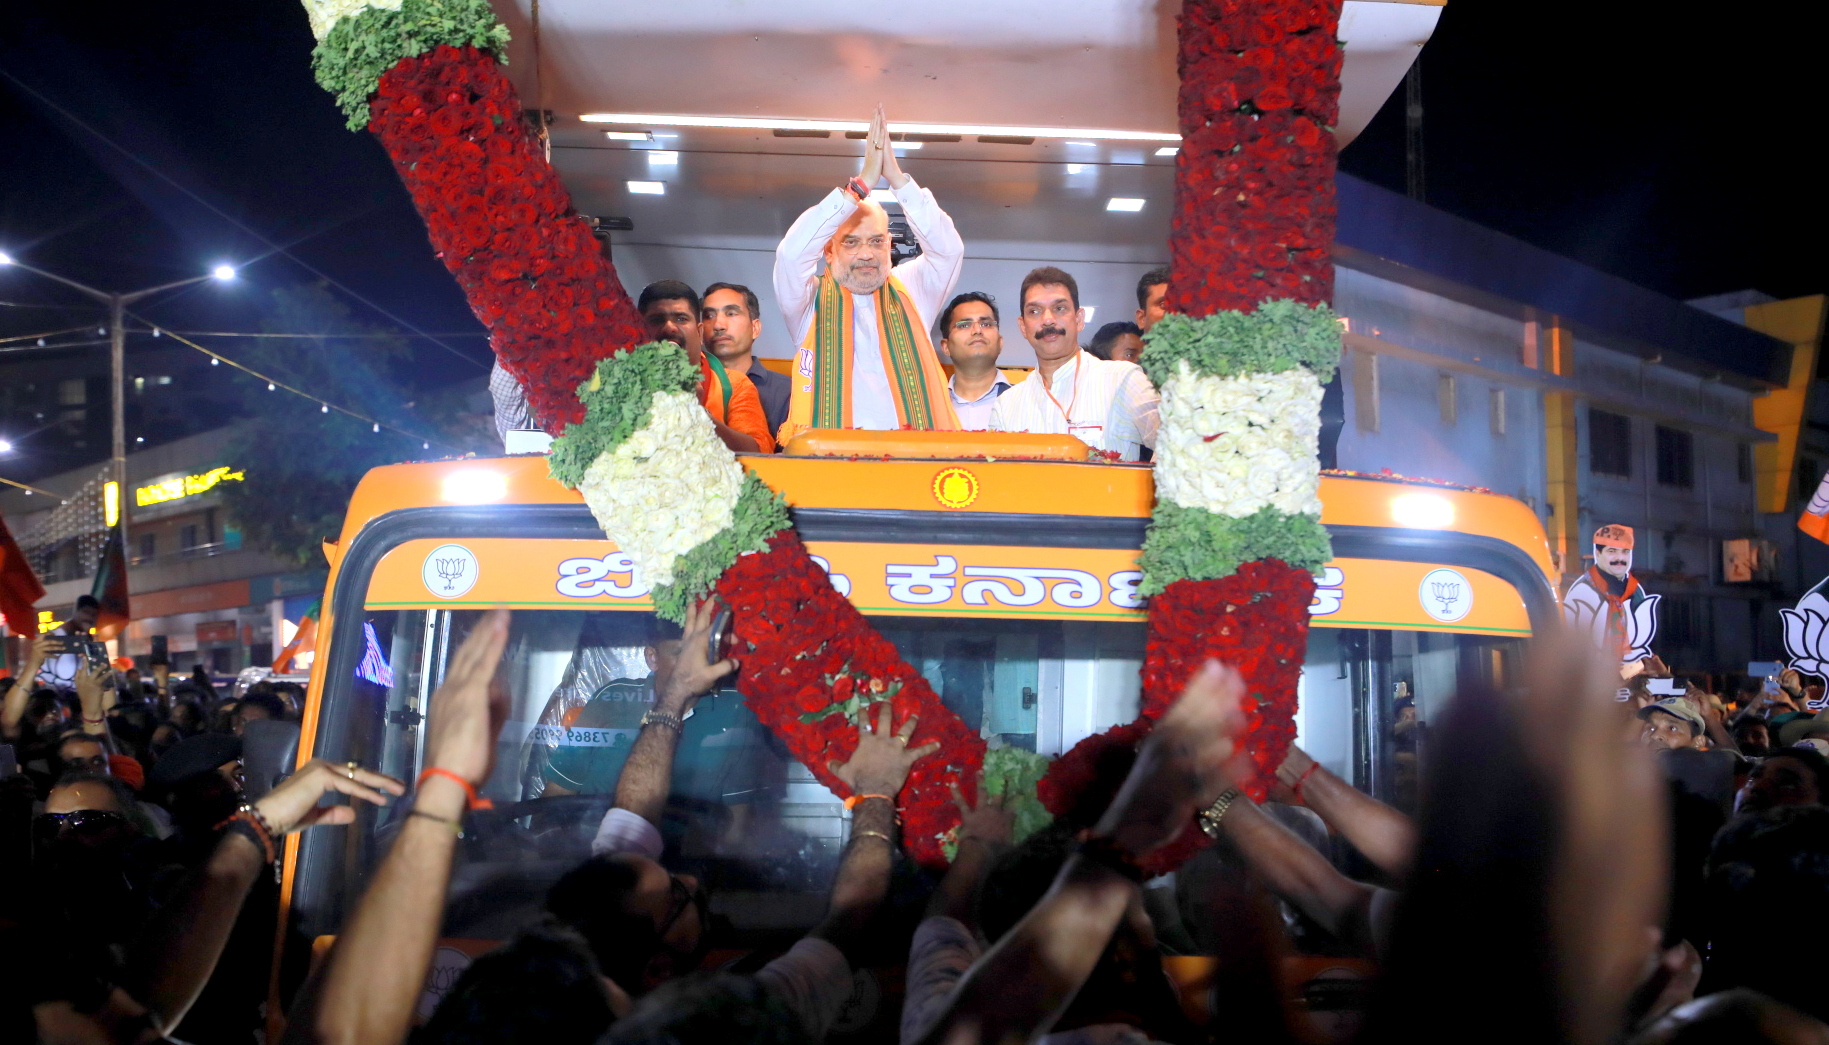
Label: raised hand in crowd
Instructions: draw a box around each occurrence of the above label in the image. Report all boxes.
[1274,743,1417,878]
[75,662,114,738]
[125,756,405,1038]
[913,660,1248,1045]
[816,701,940,958]
[612,598,739,826]
[0,635,52,739]
[293,608,509,1045]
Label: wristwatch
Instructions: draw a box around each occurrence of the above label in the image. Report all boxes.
[640,709,684,732]
[843,176,872,202]
[1197,787,1246,838]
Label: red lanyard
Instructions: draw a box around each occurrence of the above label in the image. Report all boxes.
[1041,353,1082,428]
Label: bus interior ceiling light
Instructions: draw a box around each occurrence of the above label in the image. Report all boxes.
[1106,197,1145,212]
[1155,146,1179,156]
[646,151,679,165]
[628,181,665,195]
[603,130,652,141]
[577,113,1180,142]
[442,469,508,505]
[1391,494,1455,529]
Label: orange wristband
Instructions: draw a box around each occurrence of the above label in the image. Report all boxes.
[843,794,893,810]
[418,767,494,811]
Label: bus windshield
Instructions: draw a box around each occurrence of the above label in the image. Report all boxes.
[295,600,1521,946]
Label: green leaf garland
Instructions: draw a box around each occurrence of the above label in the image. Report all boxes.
[650,472,792,623]
[311,0,510,130]
[1139,501,1331,595]
[547,343,701,488]
[1139,300,1342,387]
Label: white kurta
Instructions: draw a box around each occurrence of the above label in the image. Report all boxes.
[989,350,1161,461]
[773,178,964,430]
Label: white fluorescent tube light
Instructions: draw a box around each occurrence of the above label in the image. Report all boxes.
[1065,164,1088,174]
[628,180,665,195]
[647,151,679,164]
[892,141,923,150]
[1106,197,1145,212]
[1155,146,1179,156]
[579,112,1180,142]
[603,130,652,141]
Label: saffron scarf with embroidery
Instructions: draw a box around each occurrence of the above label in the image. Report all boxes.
[780,274,959,444]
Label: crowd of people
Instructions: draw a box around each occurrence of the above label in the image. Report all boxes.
[4,592,1828,1044]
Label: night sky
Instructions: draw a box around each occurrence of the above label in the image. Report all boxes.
[2,0,1823,390]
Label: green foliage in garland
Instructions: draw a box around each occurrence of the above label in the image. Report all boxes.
[650,472,792,622]
[547,344,700,488]
[312,0,510,129]
[942,747,1055,862]
[1139,501,1332,595]
[1139,300,1341,387]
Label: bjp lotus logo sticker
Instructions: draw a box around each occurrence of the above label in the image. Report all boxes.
[931,467,980,510]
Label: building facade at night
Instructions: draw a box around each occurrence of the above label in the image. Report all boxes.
[0,426,324,676]
[1329,174,1826,676]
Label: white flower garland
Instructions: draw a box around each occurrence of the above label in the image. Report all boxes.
[576,390,745,587]
[300,0,403,41]
[1154,360,1323,519]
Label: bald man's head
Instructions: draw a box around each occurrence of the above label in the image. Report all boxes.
[824,201,892,294]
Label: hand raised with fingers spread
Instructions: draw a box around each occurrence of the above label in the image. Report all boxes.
[831,701,940,799]
[75,662,112,719]
[423,608,511,786]
[253,759,407,834]
[1097,660,1251,859]
[657,598,739,715]
[951,779,1014,847]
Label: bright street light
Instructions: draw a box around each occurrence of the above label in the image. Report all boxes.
[212,264,236,281]
[0,439,13,454]
[0,251,13,265]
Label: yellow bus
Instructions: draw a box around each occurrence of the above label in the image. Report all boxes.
[277,438,1552,1027]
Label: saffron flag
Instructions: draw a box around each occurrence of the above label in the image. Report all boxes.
[274,599,320,674]
[1801,471,1829,544]
[90,523,131,640]
[0,514,46,639]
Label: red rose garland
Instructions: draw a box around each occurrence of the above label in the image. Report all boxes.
[717,530,985,867]
[361,43,984,866]
[1037,0,1343,860]
[367,45,649,429]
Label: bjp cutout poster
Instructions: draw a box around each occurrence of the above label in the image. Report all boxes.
[1783,472,1829,710]
[1562,524,1660,678]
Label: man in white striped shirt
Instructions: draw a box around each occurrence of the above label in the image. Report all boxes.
[989,267,1159,461]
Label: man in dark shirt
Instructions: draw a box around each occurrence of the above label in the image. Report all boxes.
[703,282,790,444]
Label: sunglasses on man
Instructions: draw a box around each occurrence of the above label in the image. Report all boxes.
[33,809,130,846]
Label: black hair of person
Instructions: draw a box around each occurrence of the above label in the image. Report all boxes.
[75,595,100,612]
[547,855,666,996]
[1136,266,1170,309]
[639,280,702,317]
[1760,744,1829,795]
[417,922,615,1045]
[935,291,1001,344]
[601,972,813,1045]
[702,282,761,319]
[235,690,290,722]
[1088,320,1142,360]
[1020,266,1079,309]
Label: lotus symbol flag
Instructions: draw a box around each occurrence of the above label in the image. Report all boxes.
[1780,578,1829,679]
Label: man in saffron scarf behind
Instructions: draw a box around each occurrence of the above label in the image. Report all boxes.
[773,105,963,445]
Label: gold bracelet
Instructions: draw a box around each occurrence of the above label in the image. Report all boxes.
[1197,787,1246,839]
[409,809,464,837]
[640,710,684,732]
[851,828,894,846]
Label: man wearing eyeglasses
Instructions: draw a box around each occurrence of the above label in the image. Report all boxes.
[936,292,1023,431]
[774,105,963,444]
[990,267,1160,461]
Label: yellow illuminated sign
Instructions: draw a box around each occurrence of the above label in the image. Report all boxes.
[104,481,120,527]
[135,466,245,507]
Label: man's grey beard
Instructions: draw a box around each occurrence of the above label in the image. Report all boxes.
[835,263,887,294]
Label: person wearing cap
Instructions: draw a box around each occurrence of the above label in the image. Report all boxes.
[1777,715,1829,756]
[1639,696,1708,751]
[147,731,245,863]
[1562,523,1662,677]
